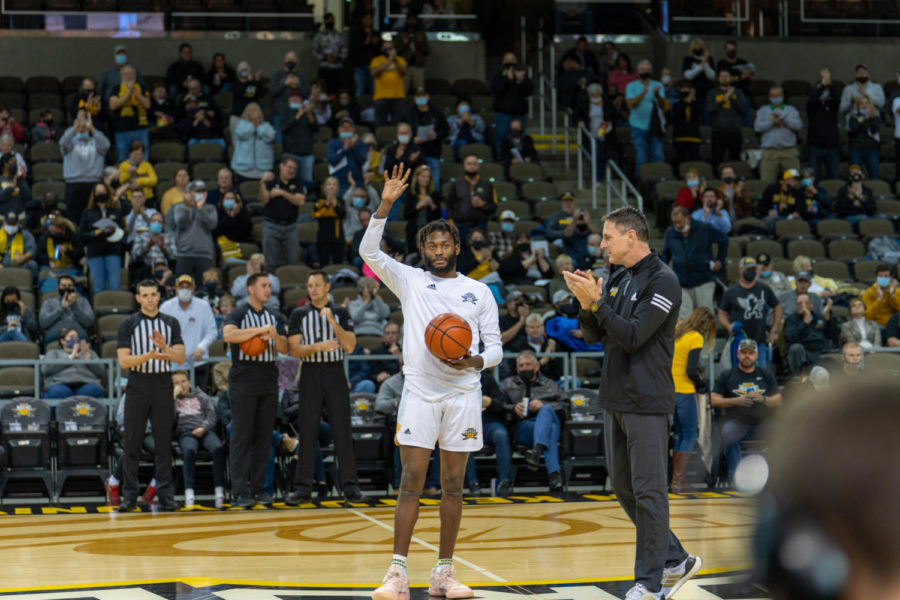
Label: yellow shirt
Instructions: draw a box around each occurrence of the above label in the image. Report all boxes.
[370,55,407,100]
[672,330,703,394]
[160,187,185,215]
[118,159,158,200]
[862,283,900,327]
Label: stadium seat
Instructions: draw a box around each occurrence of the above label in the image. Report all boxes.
[775,219,812,240]
[188,142,225,163]
[0,367,36,398]
[25,76,60,94]
[283,287,308,312]
[637,162,674,183]
[493,181,518,202]
[55,395,110,499]
[677,161,713,179]
[865,180,893,199]
[3,267,33,289]
[815,219,854,240]
[819,179,845,198]
[498,199,531,219]
[96,314,128,342]
[150,141,185,162]
[0,76,25,94]
[827,239,866,261]
[854,260,881,283]
[355,335,383,351]
[239,180,261,201]
[31,162,63,181]
[0,397,53,500]
[29,142,61,163]
[781,79,813,98]
[812,260,850,281]
[746,239,784,259]
[509,163,544,183]
[863,352,900,373]
[322,263,359,276]
[32,180,65,200]
[522,181,556,203]
[654,180,683,203]
[876,198,900,216]
[733,217,769,235]
[786,239,825,260]
[425,77,452,95]
[460,143,492,162]
[0,341,39,360]
[154,161,187,180]
[331,287,358,305]
[479,162,505,182]
[535,200,560,220]
[442,163,464,183]
[275,265,312,289]
[857,218,894,241]
[374,125,396,145]
[718,161,754,180]
[192,161,227,181]
[92,290,134,316]
[452,78,489,96]
[28,92,62,109]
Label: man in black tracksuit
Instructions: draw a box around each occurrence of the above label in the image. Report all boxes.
[563,206,700,600]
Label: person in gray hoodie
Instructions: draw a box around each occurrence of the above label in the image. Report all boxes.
[173,180,217,284]
[42,328,106,398]
[172,370,224,508]
[61,115,111,221]
[38,275,95,345]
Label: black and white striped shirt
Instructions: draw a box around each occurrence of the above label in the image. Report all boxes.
[288,302,354,364]
[117,312,184,374]
[224,303,287,363]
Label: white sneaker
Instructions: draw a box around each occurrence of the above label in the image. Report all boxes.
[661,555,702,599]
[428,565,473,598]
[624,583,663,600]
[184,489,195,508]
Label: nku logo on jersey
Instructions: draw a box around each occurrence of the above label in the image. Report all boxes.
[461,292,478,305]
[461,428,479,441]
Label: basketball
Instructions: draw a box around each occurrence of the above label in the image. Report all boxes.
[239,335,269,357]
[425,313,472,361]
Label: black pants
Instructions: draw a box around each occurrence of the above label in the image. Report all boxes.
[605,409,688,592]
[178,429,226,489]
[114,432,155,482]
[375,99,405,127]
[318,66,345,96]
[674,141,700,167]
[293,362,359,492]
[710,130,742,167]
[122,372,175,504]
[174,256,212,285]
[228,362,278,499]
[64,182,95,222]
[316,240,345,266]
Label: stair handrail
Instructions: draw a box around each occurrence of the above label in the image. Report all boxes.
[605,158,644,214]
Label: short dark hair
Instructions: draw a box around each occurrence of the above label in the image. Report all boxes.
[671,205,690,218]
[605,206,650,242]
[58,275,75,288]
[456,95,472,106]
[247,272,268,288]
[307,270,328,284]
[876,262,892,275]
[416,219,460,251]
[136,278,158,292]
[129,140,145,153]
[179,42,192,51]
[717,67,733,77]
[172,369,189,378]
[280,155,298,167]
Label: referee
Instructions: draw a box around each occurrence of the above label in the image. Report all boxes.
[116,279,186,512]
[564,207,701,600]
[222,272,288,508]
[285,270,363,505]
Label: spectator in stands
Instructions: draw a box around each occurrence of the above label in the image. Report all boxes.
[607,52,637,99]
[756,253,791,295]
[0,107,24,143]
[0,286,36,343]
[0,134,26,178]
[862,263,900,328]
[558,56,598,112]
[152,257,176,297]
[835,164,876,223]
[371,321,402,386]
[692,187,731,234]
[99,45,144,100]
[308,80,332,127]
[582,233,610,278]
[343,172,379,236]
[598,41,619,79]
[759,169,807,228]
[213,188,252,261]
[707,68,747,167]
[173,180,217,282]
[232,103,276,181]
[39,274,94,345]
[70,77,107,134]
[0,155,26,217]
[571,81,610,180]
[489,209,519,259]
[501,350,564,494]
[313,13,347,93]
[370,39,407,127]
[60,114,109,222]
[281,88,317,187]
[159,169,189,219]
[207,52,236,96]
[32,109,60,144]
[847,95,883,181]
[395,14,429,93]
[348,207,372,268]
[807,68,841,181]
[715,40,753,99]
[545,289,605,354]
[784,292,835,374]
[230,62,264,137]
[403,164,441,253]
[348,276,390,336]
[499,118,540,173]
[682,38,716,115]
[327,117,367,194]
[660,67,679,104]
[892,71,900,186]
[755,86,803,184]
[625,59,667,175]
[270,50,309,141]
[446,154,497,241]
[108,65,151,164]
[710,338,781,483]
[839,297,881,349]
[446,97,486,159]
[674,168,706,212]
[382,122,424,178]
[124,188,157,243]
[149,84,176,140]
[517,313,563,380]
[165,43,204,99]
[718,256,782,366]
[831,341,865,382]
[797,167,830,219]
[466,370,513,497]
[791,254,840,295]
[172,370,225,509]
[349,11,382,96]
[312,176,346,266]
[162,274,217,389]
[456,229,501,284]
[79,184,125,293]
[561,36,600,76]
[206,168,233,208]
[230,254,281,313]
[839,64,885,114]
[498,233,551,285]
[499,290,530,349]
[405,89,447,185]
[664,205,727,318]
[546,192,577,243]
[492,52,533,152]
[175,77,224,150]
[331,90,361,130]
[118,140,158,204]
[37,214,82,282]
[670,80,701,166]
[42,328,105,399]
[0,211,33,279]
[25,191,59,236]
[884,311,900,347]
[198,269,225,312]
[131,211,175,281]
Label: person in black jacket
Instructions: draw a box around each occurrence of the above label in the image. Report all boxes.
[165,43,205,99]
[79,182,126,294]
[403,164,442,253]
[835,165,876,223]
[670,80,702,166]
[280,88,318,187]
[206,52,236,96]
[382,122,424,176]
[492,51,534,152]
[348,11,382,96]
[213,188,253,248]
[806,68,840,180]
[564,206,701,600]
[404,89,449,186]
[498,232,552,285]
[498,118,540,174]
[559,36,600,77]
[680,39,715,117]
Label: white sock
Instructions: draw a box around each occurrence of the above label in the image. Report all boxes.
[107,475,119,486]
[150,478,157,487]
[215,486,225,498]
[185,488,195,506]
[391,554,407,574]
[436,558,453,573]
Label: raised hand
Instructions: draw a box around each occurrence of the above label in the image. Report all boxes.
[381,163,411,205]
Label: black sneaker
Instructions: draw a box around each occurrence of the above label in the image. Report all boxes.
[315,482,330,498]
[117,499,139,512]
[254,492,274,506]
[467,482,482,497]
[285,490,312,506]
[496,480,513,498]
[548,471,564,494]
[232,495,254,509]
[157,501,179,512]
[344,484,365,503]
[524,448,540,472]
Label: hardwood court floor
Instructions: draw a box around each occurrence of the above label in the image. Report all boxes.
[0,496,757,599]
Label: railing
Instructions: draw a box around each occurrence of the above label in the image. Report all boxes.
[605,159,644,214]
[1,358,117,409]
[572,118,598,210]
[536,17,557,151]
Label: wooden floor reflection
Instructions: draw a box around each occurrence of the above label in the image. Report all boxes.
[0,497,756,598]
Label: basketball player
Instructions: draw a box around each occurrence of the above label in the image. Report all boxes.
[116,280,186,512]
[222,272,288,508]
[563,207,701,600]
[361,165,502,600]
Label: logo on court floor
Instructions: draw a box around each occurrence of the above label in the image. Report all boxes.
[461,292,478,305]
[461,427,479,440]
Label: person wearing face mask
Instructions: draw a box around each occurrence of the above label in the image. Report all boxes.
[269,51,310,144]
[492,51,533,153]
[690,188,731,234]
[349,11,382,96]
[206,52,236,96]
[124,188,158,243]
[838,298,881,349]
[891,70,900,187]
[796,167,831,220]
[839,64,885,115]
[455,229,501,284]
[498,118,539,174]
[707,67,748,168]
[280,88,318,187]
[174,77,225,151]
[42,328,106,399]
[835,164,876,224]
[659,68,680,105]
[117,139,157,204]
[0,286,37,343]
[369,40,408,127]
[517,313,562,381]
[402,164,442,253]
[571,82,611,180]
[229,61,264,138]
[149,84,175,132]
[230,253,282,313]
[342,175,379,241]
[173,180,218,283]
[670,81,701,167]
[161,275,218,390]
[662,205,728,319]
[754,86,803,185]
[582,233,610,279]
[36,214,83,285]
[543,289,605,353]
[79,183,126,293]
[131,212,176,282]
[718,256,783,367]
[445,154,497,242]
[404,89,447,186]
[488,209,519,258]
[383,121,424,179]
[99,44,148,102]
[560,36,600,77]
[834,341,866,381]
[883,309,900,348]
[807,68,841,181]
[327,117,367,194]
[196,268,225,311]
[0,212,37,277]
[847,94,883,181]
[0,154,27,220]
[715,165,752,220]
[212,189,252,262]
[446,97,486,159]
[861,263,900,328]
[498,232,552,285]
[312,12,348,94]
[69,77,107,133]
[61,113,112,230]
[394,13,429,93]
[783,292,835,375]
[674,168,706,212]
[625,59,668,175]
[714,40,753,99]
[38,274,94,346]
[759,169,808,230]
[754,253,791,296]
[108,65,152,165]
[500,350,565,494]
[681,38,715,115]
[312,176,347,266]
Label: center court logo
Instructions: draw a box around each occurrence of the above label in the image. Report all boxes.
[461,427,478,440]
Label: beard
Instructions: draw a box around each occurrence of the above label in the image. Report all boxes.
[423,251,457,275]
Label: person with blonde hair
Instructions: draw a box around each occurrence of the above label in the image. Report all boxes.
[313,175,346,266]
[231,102,276,180]
[403,164,442,252]
[681,38,715,112]
[670,307,717,493]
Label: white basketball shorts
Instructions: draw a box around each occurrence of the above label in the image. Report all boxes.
[394,386,484,453]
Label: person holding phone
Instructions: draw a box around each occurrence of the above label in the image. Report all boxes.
[0,286,37,343]
[42,328,106,399]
